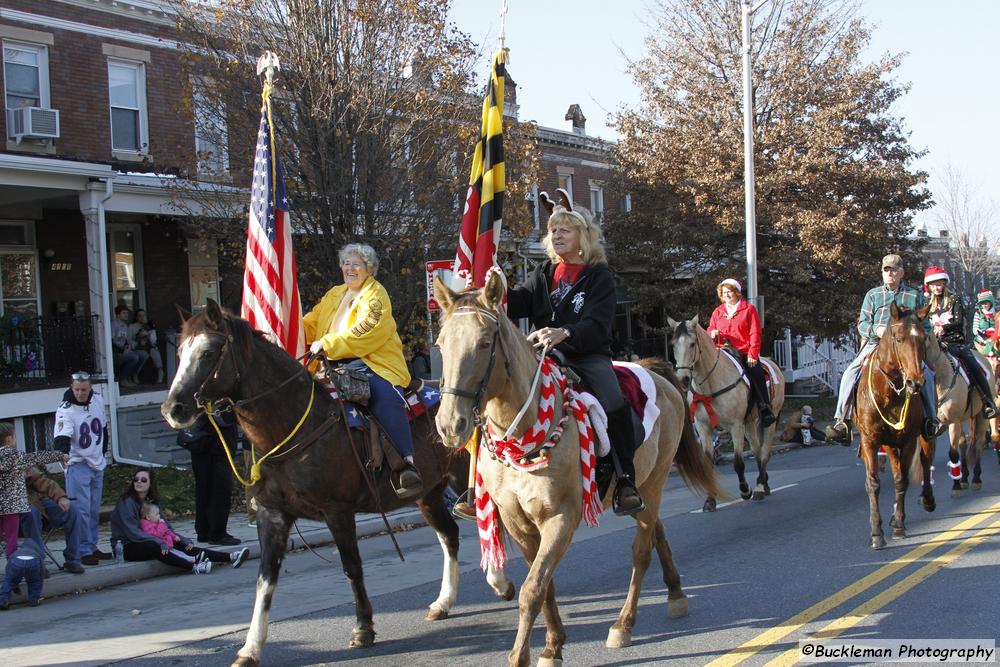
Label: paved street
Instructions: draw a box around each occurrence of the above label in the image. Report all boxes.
[4,440,999,667]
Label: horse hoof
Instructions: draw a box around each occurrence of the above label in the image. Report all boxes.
[667,596,689,619]
[536,657,563,667]
[961,481,970,489]
[892,528,907,539]
[425,606,449,621]
[740,487,752,501]
[973,482,982,491]
[349,628,375,648]
[703,498,717,512]
[764,485,772,496]
[500,582,516,602]
[231,657,259,667]
[920,496,936,513]
[871,536,886,550]
[752,490,765,501]
[606,627,633,648]
[951,488,964,499]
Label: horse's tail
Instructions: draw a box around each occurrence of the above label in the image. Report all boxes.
[639,358,729,501]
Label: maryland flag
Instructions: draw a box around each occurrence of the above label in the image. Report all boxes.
[453,49,507,288]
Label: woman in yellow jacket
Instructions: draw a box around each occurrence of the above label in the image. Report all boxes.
[303,243,421,496]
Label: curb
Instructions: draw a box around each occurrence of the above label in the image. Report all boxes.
[12,507,427,604]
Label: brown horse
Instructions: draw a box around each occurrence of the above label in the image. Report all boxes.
[854,302,935,549]
[161,300,467,667]
[433,273,723,667]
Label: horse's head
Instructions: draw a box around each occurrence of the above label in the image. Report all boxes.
[161,298,251,428]
[884,301,931,395]
[433,271,507,448]
[667,315,701,390]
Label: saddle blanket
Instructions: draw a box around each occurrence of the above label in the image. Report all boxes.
[576,362,661,458]
[720,349,779,389]
[323,382,441,430]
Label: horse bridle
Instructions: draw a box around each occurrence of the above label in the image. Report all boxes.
[439,307,503,427]
[675,331,722,390]
[874,322,920,396]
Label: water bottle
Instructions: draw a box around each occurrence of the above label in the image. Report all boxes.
[114,540,124,566]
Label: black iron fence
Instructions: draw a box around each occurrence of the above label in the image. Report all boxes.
[0,315,100,388]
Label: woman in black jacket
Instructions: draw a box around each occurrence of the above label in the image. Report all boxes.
[507,191,643,516]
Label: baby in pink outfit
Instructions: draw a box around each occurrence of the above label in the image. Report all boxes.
[139,503,195,564]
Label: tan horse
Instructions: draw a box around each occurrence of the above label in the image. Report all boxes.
[433,273,723,667]
[668,316,785,511]
[924,333,995,495]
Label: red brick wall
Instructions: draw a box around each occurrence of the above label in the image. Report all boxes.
[38,209,89,317]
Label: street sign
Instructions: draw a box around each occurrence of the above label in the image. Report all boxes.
[425,260,454,311]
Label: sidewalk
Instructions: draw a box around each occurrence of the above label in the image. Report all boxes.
[2,505,427,606]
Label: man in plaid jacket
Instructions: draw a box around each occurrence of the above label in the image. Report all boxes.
[827,254,939,443]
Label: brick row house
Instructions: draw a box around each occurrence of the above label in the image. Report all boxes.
[0,0,643,464]
[0,0,236,465]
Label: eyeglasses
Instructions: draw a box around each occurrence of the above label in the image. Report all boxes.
[133,476,149,483]
[71,371,91,382]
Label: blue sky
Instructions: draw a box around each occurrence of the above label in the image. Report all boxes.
[447,1,1000,227]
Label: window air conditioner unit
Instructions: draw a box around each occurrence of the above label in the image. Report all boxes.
[7,107,60,142]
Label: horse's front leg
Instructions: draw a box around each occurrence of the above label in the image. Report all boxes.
[509,516,574,667]
[417,488,461,620]
[234,507,294,667]
[750,426,773,501]
[886,446,909,539]
[325,510,375,648]
[948,425,965,496]
[861,441,885,549]
[969,416,984,489]
[731,422,751,500]
[918,435,936,513]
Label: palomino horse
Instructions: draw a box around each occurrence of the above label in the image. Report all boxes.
[433,274,723,667]
[923,332,995,495]
[668,316,785,511]
[854,302,935,549]
[161,300,468,667]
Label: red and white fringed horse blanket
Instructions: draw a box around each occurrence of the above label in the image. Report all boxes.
[475,358,602,571]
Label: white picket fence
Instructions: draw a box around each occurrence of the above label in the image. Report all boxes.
[772,329,855,393]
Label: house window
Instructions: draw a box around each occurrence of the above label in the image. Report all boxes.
[589,185,605,223]
[622,193,633,213]
[107,225,144,312]
[3,41,49,111]
[108,60,148,153]
[0,250,40,321]
[194,84,229,176]
[557,174,573,202]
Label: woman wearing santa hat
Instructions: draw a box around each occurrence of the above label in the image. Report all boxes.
[924,266,998,418]
[707,278,777,426]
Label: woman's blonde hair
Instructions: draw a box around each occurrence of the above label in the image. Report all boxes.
[339,243,379,276]
[928,286,953,313]
[716,280,742,302]
[541,208,607,265]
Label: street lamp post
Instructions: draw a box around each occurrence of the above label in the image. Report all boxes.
[741,0,768,320]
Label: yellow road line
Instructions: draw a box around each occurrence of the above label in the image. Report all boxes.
[704,500,1000,667]
[764,516,1000,666]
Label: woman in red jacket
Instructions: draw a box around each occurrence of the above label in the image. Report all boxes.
[707,278,776,426]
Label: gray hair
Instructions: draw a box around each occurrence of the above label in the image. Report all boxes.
[0,422,14,443]
[338,243,379,276]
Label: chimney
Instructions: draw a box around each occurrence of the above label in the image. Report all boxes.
[565,104,586,135]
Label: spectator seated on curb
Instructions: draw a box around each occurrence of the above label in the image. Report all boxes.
[1,422,66,561]
[110,468,248,574]
[20,465,86,574]
[0,539,45,609]
[778,405,827,446]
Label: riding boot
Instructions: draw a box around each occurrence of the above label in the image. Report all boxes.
[607,405,644,516]
[968,363,999,419]
[749,366,776,427]
[918,391,941,440]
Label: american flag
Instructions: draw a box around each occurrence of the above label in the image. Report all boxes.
[240,87,304,358]
[453,49,507,288]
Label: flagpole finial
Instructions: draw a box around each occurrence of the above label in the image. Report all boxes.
[498,0,508,50]
[256,51,281,84]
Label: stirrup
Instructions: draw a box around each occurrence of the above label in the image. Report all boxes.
[613,479,645,517]
[392,466,423,500]
[451,489,477,521]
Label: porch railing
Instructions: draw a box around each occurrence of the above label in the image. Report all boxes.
[773,329,854,393]
[0,315,101,388]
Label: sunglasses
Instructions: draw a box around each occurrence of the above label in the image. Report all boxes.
[134,476,150,483]
[71,371,91,382]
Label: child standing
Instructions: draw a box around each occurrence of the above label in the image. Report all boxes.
[0,539,45,609]
[0,423,66,559]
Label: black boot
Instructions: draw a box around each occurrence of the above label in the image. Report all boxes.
[968,364,999,419]
[607,406,644,516]
[918,392,941,440]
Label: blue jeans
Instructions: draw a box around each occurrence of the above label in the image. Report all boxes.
[21,500,83,565]
[348,361,414,459]
[1,556,44,604]
[115,350,148,379]
[835,341,937,422]
[65,464,104,556]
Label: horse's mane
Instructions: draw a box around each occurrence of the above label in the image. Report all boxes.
[181,307,271,365]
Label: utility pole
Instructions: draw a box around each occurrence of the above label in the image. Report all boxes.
[742,0,769,320]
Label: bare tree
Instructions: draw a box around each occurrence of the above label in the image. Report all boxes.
[931,163,999,296]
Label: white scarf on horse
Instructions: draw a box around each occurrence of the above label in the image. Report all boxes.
[476,359,602,571]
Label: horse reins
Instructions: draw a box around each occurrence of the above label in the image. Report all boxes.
[867,322,918,430]
[679,331,741,400]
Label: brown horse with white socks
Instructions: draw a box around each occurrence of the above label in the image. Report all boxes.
[161,299,468,666]
[433,273,723,667]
